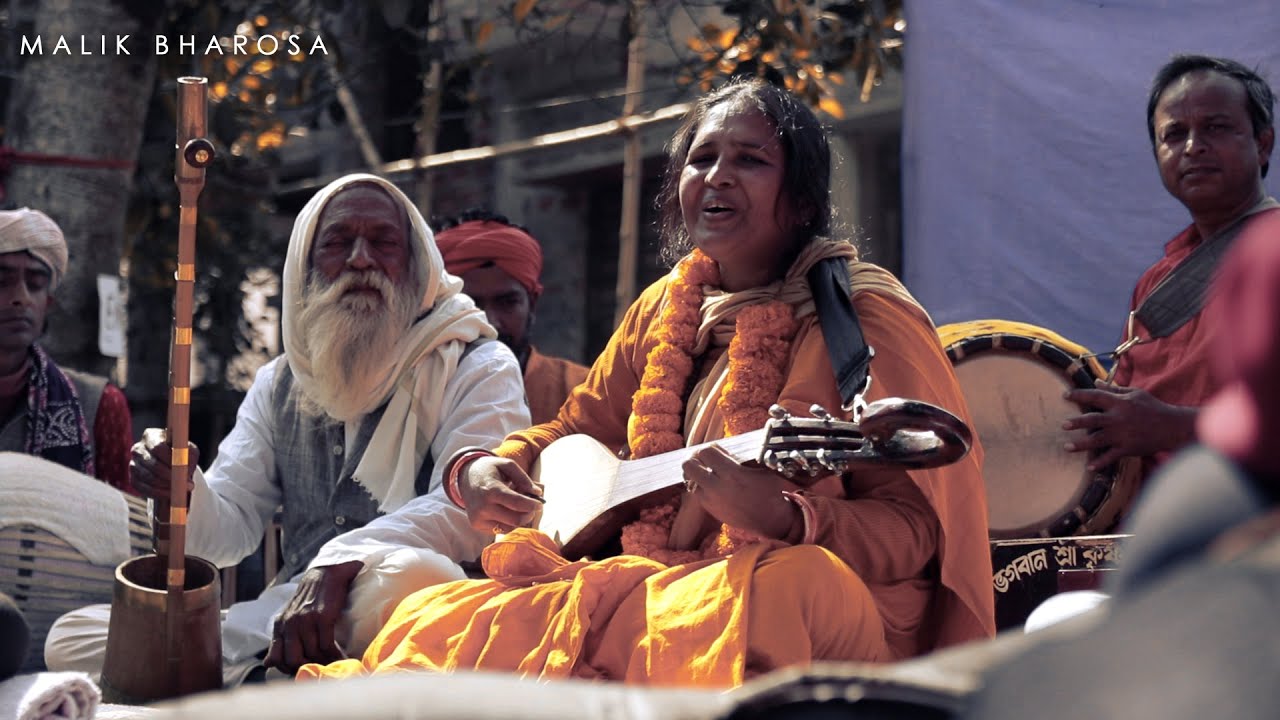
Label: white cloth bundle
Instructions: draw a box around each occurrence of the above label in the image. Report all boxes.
[0,672,99,720]
[0,452,130,566]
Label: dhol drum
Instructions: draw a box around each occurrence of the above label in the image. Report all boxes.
[0,468,151,673]
[937,320,1141,540]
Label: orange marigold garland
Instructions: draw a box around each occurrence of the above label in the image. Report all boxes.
[626,251,717,460]
[620,250,798,564]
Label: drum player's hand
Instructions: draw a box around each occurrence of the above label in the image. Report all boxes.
[1063,380,1197,471]
[129,427,198,502]
[264,560,363,674]
[682,445,804,543]
[458,456,544,535]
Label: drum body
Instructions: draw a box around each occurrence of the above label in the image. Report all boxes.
[0,493,150,673]
[938,320,1140,539]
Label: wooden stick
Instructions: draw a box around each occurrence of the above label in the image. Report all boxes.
[163,75,213,683]
[614,0,647,328]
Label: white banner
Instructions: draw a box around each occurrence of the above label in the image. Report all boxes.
[96,274,125,358]
[903,0,1280,354]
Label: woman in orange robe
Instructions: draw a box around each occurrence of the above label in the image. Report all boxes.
[299,78,995,687]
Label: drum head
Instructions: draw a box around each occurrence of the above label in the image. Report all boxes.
[939,321,1136,539]
[952,354,1084,538]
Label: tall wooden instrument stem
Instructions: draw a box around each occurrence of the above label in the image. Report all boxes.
[159,76,215,679]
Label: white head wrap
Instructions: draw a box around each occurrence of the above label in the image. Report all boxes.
[0,208,68,288]
[282,173,495,511]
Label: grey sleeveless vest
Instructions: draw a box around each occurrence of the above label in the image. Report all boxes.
[268,339,489,582]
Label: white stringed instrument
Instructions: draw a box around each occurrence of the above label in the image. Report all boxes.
[533,399,973,560]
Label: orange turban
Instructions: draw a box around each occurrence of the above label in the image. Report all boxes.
[436,221,544,299]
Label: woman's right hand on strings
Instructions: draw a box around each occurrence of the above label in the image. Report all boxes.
[129,427,198,502]
[458,456,544,534]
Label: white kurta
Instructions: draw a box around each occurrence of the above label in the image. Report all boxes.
[186,340,529,575]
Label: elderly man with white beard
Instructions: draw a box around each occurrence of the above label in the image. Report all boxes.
[44,174,530,683]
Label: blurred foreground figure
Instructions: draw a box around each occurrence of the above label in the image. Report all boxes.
[0,591,29,681]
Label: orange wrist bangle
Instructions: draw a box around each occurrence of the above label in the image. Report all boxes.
[445,449,495,509]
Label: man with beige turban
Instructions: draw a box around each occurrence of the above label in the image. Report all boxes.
[45,175,530,683]
[435,210,588,425]
[0,208,133,490]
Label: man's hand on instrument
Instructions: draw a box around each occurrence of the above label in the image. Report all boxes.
[458,456,544,535]
[1063,380,1198,471]
[263,560,363,675]
[129,427,198,501]
[683,445,804,543]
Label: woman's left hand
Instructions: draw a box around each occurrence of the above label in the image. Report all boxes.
[682,444,803,542]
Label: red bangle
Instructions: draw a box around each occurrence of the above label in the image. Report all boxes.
[445,449,495,509]
[782,491,818,545]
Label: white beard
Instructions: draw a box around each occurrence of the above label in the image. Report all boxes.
[293,268,420,421]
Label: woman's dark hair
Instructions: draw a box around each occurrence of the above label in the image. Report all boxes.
[1147,54,1275,177]
[656,77,832,266]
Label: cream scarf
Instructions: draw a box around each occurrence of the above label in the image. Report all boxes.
[281,174,495,512]
[682,238,928,446]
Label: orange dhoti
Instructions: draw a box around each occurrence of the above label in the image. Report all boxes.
[298,529,890,687]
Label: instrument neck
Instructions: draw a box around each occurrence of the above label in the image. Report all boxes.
[629,427,766,474]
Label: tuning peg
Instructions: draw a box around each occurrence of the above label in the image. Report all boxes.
[769,404,791,420]
[764,450,798,478]
[809,404,833,421]
[788,450,812,474]
[816,449,849,474]
[762,451,778,471]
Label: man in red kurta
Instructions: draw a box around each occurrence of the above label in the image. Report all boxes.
[1065,55,1278,486]
[435,211,588,425]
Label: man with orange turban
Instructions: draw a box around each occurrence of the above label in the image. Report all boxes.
[435,211,588,425]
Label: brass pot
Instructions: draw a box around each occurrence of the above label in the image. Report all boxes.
[100,554,222,704]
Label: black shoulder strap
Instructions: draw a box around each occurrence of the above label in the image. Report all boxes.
[1135,201,1280,339]
[806,257,874,411]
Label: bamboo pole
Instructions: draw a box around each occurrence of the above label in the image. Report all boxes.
[614,0,647,328]
[274,102,689,197]
[414,1,445,215]
[383,103,689,174]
